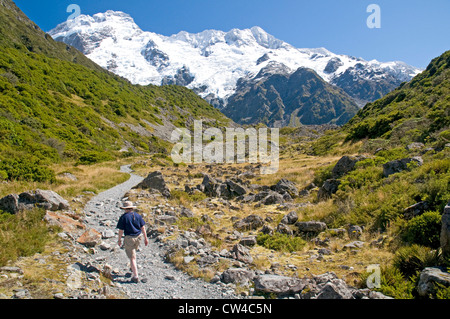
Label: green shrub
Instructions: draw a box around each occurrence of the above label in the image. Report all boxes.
[0,155,56,182]
[377,265,417,299]
[77,151,114,165]
[256,233,306,252]
[393,244,443,278]
[402,211,442,248]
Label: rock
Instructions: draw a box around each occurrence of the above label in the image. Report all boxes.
[99,242,111,251]
[417,267,450,297]
[253,274,305,295]
[183,256,195,264]
[332,155,366,178]
[403,201,430,219]
[135,171,171,197]
[382,156,423,177]
[44,211,86,235]
[239,236,257,246]
[0,190,69,214]
[0,266,24,274]
[180,207,194,218]
[343,241,365,250]
[406,142,425,151]
[101,229,115,239]
[280,211,298,225]
[230,244,253,264]
[271,179,299,198]
[233,214,264,231]
[441,201,450,256]
[260,225,274,235]
[315,280,354,299]
[276,223,293,236]
[226,180,247,197]
[77,228,102,247]
[57,172,78,181]
[347,225,363,239]
[296,221,327,234]
[318,248,332,255]
[155,215,178,225]
[317,179,341,201]
[221,268,255,286]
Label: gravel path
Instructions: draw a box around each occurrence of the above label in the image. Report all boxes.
[81,165,238,299]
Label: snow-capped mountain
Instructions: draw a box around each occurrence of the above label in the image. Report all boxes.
[49,10,422,124]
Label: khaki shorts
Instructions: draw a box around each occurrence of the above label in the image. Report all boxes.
[124,235,142,259]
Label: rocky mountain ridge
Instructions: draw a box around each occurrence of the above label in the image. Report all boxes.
[49,10,422,125]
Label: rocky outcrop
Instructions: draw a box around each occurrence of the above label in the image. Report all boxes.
[233,214,265,231]
[331,155,366,178]
[296,220,327,235]
[382,156,423,177]
[135,171,171,197]
[317,179,341,201]
[253,272,392,299]
[254,274,305,295]
[199,174,248,199]
[0,189,69,214]
[417,267,450,297]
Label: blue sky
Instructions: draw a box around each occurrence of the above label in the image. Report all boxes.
[14,0,450,68]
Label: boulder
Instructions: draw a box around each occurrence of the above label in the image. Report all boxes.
[280,211,298,225]
[317,179,341,201]
[155,215,178,225]
[253,274,306,295]
[296,221,327,234]
[77,228,102,247]
[441,201,450,255]
[332,155,366,178]
[221,268,255,286]
[315,280,354,299]
[230,244,253,264]
[44,211,86,235]
[417,267,450,297]
[239,236,257,246]
[0,190,69,214]
[271,179,299,198]
[180,207,194,218]
[226,180,247,197]
[135,171,171,197]
[276,223,294,236]
[347,225,363,239]
[382,156,423,177]
[403,201,430,220]
[233,214,264,231]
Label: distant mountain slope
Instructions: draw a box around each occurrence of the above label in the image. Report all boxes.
[345,50,450,146]
[222,63,360,127]
[0,0,231,182]
[49,10,422,125]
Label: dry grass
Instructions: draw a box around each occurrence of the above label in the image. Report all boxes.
[0,160,131,202]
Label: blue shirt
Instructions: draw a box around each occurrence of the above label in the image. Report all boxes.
[116,211,146,236]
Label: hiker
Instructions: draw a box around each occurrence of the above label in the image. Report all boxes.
[117,201,149,283]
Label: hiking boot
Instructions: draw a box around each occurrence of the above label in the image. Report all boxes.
[131,277,139,283]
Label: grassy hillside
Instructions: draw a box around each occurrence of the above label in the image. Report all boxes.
[300,50,450,298]
[0,0,231,183]
[345,50,450,149]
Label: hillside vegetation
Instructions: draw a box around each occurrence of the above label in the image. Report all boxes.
[0,0,230,183]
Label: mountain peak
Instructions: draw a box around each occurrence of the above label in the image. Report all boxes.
[49,10,422,111]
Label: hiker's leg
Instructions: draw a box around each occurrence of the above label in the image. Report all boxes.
[130,255,138,279]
